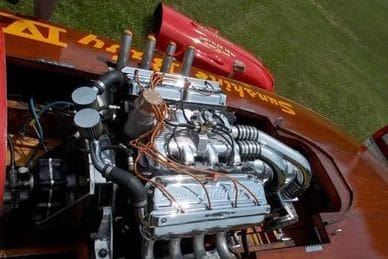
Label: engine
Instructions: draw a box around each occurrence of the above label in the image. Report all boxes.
[2,32,313,258]
[140,100,311,238]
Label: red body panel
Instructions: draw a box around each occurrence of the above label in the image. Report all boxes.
[153,3,275,92]
[0,28,6,209]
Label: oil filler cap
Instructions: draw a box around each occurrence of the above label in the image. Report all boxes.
[74,108,103,139]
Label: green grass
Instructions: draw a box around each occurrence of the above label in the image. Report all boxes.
[1,0,387,140]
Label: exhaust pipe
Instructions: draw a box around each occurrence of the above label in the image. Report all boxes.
[216,232,236,259]
[181,45,195,76]
[117,30,133,70]
[161,41,176,73]
[232,125,312,191]
[141,35,156,69]
[193,234,207,258]
[169,238,183,259]
[141,239,155,259]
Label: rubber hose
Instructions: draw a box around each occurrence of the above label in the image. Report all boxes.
[96,70,125,93]
[107,167,146,204]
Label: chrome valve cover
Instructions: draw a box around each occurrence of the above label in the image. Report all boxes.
[122,66,227,107]
[145,174,270,238]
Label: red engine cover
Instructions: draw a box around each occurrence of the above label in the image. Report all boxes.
[153,3,275,92]
[0,28,6,210]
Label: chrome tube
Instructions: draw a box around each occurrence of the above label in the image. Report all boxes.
[193,234,206,259]
[141,239,155,259]
[141,35,156,69]
[216,232,236,259]
[231,125,309,167]
[117,30,132,69]
[90,140,106,172]
[161,41,176,73]
[181,45,195,76]
[232,125,312,189]
[259,131,310,176]
[169,238,183,259]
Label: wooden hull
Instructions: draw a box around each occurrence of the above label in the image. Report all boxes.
[0,10,387,259]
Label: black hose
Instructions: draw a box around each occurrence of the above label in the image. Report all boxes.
[38,101,74,117]
[7,135,16,169]
[214,126,235,162]
[180,101,194,126]
[107,167,147,205]
[164,120,195,129]
[95,70,125,93]
[29,97,44,141]
[208,109,226,126]
[89,141,146,206]
[282,176,305,199]
[20,101,74,136]
[166,126,183,161]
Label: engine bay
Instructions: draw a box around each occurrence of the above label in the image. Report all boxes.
[1,33,337,258]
